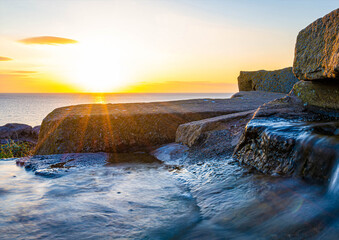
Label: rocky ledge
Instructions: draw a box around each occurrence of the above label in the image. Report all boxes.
[233,9,339,183]
[34,91,284,155]
[233,96,339,183]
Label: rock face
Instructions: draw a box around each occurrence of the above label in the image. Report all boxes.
[233,96,339,183]
[293,8,339,81]
[292,80,339,111]
[176,110,255,147]
[237,67,299,93]
[35,92,285,155]
[233,8,339,183]
[292,8,339,111]
[0,123,39,144]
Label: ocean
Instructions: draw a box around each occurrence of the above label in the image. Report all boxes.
[0,93,233,126]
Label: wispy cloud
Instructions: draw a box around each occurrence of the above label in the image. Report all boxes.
[0,56,13,61]
[0,70,38,79]
[18,36,78,45]
[10,70,38,74]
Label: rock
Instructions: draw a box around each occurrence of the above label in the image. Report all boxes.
[32,126,41,138]
[292,80,339,111]
[237,67,299,93]
[233,95,339,183]
[151,143,189,165]
[176,110,255,147]
[16,152,161,177]
[293,8,339,81]
[16,153,109,177]
[0,123,32,139]
[35,92,285,155]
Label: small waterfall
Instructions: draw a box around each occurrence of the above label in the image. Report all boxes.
[234,119,339,183]
[328,159,339,195]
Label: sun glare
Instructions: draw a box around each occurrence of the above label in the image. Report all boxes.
[70,43,128,93]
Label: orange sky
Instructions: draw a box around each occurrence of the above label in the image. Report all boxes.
[0,0,337,93]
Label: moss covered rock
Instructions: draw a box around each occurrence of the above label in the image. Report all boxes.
[292,80,339,111]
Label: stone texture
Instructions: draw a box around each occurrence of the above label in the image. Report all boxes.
[292,80,339,111]
[176,110,255,147]
[0,123,39,144]
[16,152,161,178]
[32,126,41,138]
[293,8,339,81]
[35,92,285,155]
[233,95,339,183]
[0,123,32,139]
[237,67,299,93]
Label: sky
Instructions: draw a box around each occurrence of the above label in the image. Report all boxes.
[0,0,338,93]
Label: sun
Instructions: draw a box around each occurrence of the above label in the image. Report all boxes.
[69,42,129,93]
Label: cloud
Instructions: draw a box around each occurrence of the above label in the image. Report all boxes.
[18,36,78,45]
[0,56,13,61]
[10,70,38,74]
[0,70,38,79]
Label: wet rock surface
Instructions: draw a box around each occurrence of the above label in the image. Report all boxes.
[238,67,298,93]
[16,152,162,178]
[35,91,285,155]
[233,96,339,183]
[293,8,339,81]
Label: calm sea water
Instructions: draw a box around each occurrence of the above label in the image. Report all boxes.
[0,93,233,126]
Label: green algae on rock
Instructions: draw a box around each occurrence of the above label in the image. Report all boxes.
[292,80,339,111]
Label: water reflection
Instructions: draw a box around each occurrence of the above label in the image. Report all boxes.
[93,94,106,104]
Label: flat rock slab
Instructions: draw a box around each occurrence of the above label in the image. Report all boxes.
[16,152,162,177]
[35,91,285,155]
[176,110,255,147]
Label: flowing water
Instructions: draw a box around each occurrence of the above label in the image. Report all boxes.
[1,144,339,239]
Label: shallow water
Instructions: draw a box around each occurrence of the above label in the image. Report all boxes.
[1,150,339,239]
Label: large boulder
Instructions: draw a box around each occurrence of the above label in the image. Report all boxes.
[35,92,285,155]
[293,8,339,81]
[238,67,299,93]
